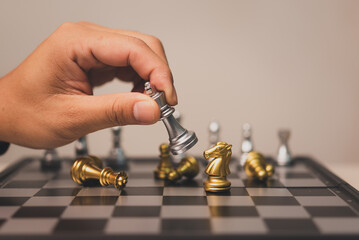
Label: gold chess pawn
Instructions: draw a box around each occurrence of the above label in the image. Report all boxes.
[167,156,199,182]
[154,143,174,179]
[203,141,232,192]
[71,155,128,190]
[244,151,274,181]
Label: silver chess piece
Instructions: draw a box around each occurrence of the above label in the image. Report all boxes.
[171,110,185,165]
[145,82,198,155]
[107,126,127,169]
[208,121,220,147]
[75,136,88,157]
[239,123,254,167]
[41,148,61,170]
[276,129,292,166]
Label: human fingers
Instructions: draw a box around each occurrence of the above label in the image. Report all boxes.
[53,22,177,105]
[77,21,168,63]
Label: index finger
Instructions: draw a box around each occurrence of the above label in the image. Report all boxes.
[68,24,177,105]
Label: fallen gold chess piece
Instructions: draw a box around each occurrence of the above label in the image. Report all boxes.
[203,141,232,192]
[71,155,128,190]
[167,156,199,182]
[244,151,274,181]
[154,143,199,182]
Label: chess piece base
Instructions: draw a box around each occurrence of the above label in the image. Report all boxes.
[154,168,171,179]
[40,159,61,171]
[204,176,231,192]
[71,155,127,190]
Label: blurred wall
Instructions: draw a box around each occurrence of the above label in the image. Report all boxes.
[1,0,358,164]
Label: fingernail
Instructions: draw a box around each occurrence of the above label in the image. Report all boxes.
[133,100,158,123]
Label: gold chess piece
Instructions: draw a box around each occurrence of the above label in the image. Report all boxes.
[71,155,128,190]
[203,141,232,192]
[167,156,199,182]
[244,151,275,181]
[154,143,174,179]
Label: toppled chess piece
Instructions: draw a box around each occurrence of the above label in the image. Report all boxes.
[167,156,199,182]
[244,152,274,181]
[276,129,292,166]
[71,155,127,190]
[203,141,232,192]
[154,143,174,179]
[107,126,127,170]
[239,123,254,167]
[75,136,88,157]
[145,82,198,155]
[41,149,61,171]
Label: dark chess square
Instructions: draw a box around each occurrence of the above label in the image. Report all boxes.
[120,187,163,196]
[0,197,29,206]
[13,206,66,218]
[210,206,259,217]
[54,219,107,232]
[113,206,161,217]
[35,188,81,196]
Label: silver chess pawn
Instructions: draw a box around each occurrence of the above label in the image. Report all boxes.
[276,129,292,166]
[239,123,254,167]
[107,126,127,169]
[145,82,198,155]
[75,136,88,157]
[41,148,61,171]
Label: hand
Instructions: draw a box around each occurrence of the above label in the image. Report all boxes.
[0,22,177,149]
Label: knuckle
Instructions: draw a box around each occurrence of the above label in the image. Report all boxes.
[57,22,77,32]
[106,97,126,126]
[52,105,83,142]
[130,36,147,48]
[146,35,163,47]
[76,21,91,26]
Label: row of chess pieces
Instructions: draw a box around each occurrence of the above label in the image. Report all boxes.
[68,140,276,193]
[39,115,292,192]
[41,118,292,171]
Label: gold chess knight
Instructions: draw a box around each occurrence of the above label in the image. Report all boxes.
[71,155,128,190]
[203,141,232,192]
[244,151,274,181]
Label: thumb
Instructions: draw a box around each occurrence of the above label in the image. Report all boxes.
[63,92,160,135]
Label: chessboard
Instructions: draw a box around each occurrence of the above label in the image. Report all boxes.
[0,156,358,239]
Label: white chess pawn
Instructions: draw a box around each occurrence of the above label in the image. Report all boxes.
[108,126,126,169]
[239,123,254,167]
[276,129,292,166]
[75,136,88,157]
[41,148,61,170]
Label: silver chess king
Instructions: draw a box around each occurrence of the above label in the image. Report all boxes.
[145,82,198,155]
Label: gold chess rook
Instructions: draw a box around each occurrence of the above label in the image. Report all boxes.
[203,141,232,192]
[71,155,128,190]
[244,151,274,181]
[154,143,173,179]
[167,156,199,182]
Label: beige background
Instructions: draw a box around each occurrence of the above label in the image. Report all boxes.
[1,0,359,169]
